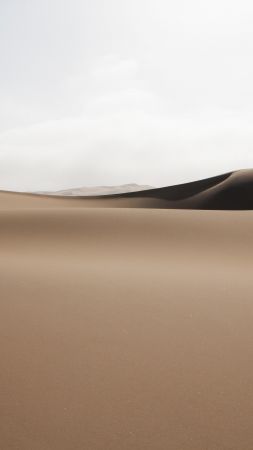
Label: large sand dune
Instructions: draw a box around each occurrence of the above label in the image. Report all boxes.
[89,169,253,210]
[1,170,253,449]
[4,168,253,210]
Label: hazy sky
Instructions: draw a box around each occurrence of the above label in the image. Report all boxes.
[0,0,253,190]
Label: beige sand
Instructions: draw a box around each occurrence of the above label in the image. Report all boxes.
[1,174,253,449]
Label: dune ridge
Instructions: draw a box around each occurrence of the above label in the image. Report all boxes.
[2,169,253,210]
[92,169,253,210]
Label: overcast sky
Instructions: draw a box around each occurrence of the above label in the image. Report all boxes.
[0,0,253,190]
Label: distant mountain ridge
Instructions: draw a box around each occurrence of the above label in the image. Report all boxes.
[37,183,154,196]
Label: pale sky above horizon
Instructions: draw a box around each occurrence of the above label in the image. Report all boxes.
[0,0,253,190]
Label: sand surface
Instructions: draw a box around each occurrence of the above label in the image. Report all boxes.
[1,181,253,449]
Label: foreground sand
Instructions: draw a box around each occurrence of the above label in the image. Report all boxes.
[1,193,253,449]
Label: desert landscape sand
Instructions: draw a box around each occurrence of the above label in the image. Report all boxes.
[1,169,253,449]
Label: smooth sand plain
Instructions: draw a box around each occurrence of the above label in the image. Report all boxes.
[1,172,253,449]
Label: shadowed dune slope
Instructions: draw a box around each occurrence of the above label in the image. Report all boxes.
[103,169,253,210]
[1,169,253,210]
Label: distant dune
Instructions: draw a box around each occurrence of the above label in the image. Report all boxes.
[1,169,253,450]
[37,183,154,196]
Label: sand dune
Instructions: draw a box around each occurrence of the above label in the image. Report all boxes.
[1,171,253,449]
[38,183,153,196]
[97,169,253,210]
[3,168,251,210]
